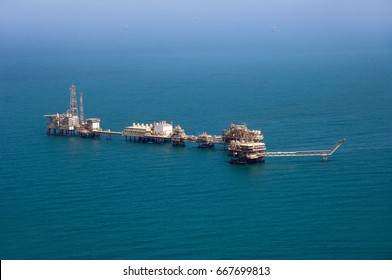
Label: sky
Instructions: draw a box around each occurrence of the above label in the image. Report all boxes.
[0,0,391,55]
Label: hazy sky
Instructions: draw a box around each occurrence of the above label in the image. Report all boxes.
[0,0,391,55]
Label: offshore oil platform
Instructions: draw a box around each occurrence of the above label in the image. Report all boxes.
[44,84,102,138]
[44,85,345,164]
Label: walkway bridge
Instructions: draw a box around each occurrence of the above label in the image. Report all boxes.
[262,138,346,160]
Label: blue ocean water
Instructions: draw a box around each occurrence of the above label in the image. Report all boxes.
[0,49,391,259]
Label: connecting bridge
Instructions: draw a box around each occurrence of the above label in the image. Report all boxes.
[262,138,346,160]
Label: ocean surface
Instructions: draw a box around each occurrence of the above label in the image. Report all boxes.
[0,49,391,260]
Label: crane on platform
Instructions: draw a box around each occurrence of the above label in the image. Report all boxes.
[79,92,85,125]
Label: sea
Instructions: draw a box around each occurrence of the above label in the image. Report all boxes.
[0,48,391,260]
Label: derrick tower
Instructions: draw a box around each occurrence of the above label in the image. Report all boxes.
[69,84,78,116]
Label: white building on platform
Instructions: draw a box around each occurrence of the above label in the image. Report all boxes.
[153,121,173,135]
